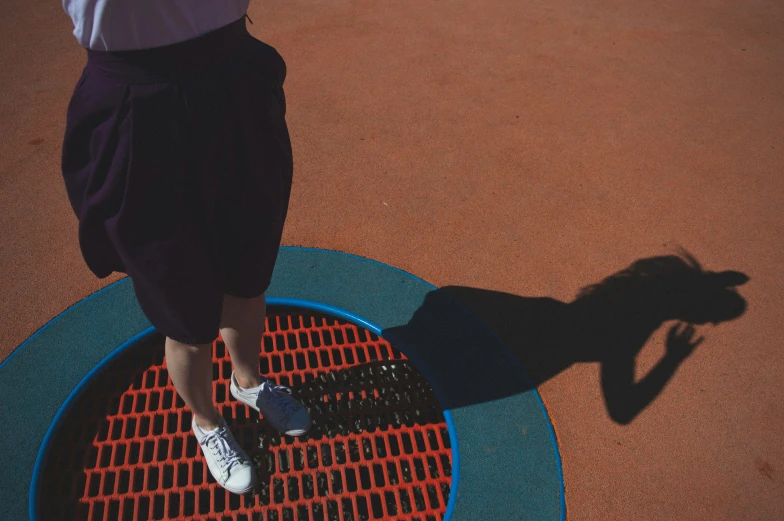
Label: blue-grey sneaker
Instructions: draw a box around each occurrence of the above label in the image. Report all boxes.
[230,372,312,436]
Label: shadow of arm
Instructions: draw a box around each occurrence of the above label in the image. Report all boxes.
[600,350,687,425]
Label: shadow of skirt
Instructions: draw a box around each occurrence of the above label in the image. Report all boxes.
[61,18,293,344]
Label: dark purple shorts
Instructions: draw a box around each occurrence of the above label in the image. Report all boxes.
[62,18,293,344]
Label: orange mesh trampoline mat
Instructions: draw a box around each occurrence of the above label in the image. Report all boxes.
[36,307,452,521]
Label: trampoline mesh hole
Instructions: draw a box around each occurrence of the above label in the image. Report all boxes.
[36,307,452,521]
[139,416,151,439]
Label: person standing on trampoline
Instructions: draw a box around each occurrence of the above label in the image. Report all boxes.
[60,1,311,494]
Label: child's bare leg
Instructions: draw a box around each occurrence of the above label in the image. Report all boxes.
[165,338,221,430]
[166,335,256,494]
[221,292,312,435]
[220,293,266,389]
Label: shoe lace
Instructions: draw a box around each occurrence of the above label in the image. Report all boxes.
[201,426,245,474]
[262,382,299,418]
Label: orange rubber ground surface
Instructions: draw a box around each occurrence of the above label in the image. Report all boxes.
[1,1,782,519]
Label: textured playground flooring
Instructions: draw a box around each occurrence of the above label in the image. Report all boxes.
[1,0,783,520]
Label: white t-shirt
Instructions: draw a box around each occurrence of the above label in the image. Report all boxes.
[63,0,251,51]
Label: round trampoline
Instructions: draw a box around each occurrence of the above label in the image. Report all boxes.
[0,247,565,521]
[36,307,454,521]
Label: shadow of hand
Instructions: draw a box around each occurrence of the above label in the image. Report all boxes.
[666,323,704,360]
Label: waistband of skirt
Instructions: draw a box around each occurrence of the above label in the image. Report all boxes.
[85,17,251,83]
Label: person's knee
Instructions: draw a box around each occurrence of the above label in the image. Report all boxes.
[220,293,266,331]
[165,336,214,354]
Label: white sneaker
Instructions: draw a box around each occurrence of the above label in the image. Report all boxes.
[192,417,256,494]
[230,372,312,436]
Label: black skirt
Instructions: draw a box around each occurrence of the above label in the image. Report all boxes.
[61,17,293,344]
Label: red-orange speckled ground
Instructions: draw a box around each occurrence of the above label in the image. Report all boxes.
[1,1,782,519]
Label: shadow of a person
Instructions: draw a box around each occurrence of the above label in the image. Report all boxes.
[441,251,749,424]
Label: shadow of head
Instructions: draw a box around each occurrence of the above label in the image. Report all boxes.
[574,250,749,326]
